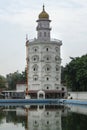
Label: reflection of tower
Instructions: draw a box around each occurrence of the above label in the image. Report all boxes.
[27,105,62,130]
[26,5,64,99]
[16,105,63,130]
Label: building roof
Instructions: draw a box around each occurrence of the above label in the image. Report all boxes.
[28,90,65,94]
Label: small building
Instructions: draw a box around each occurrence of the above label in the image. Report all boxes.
[16,83,26,92]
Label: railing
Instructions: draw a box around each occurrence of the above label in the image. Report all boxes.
[29,38,62,43]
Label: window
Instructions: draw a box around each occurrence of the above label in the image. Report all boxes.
[34,68,35,71]
[47,87,49,89]
[44,32,46,37]
[47,77,49,81]
[43,55,51,62]
[34,57,36,61]
[44,84,51,90]
[40,32,42,37]
[56,87,59,89]
[44,65,51,72]
[33,75,38,81]
[33,120,38,126]
[55,84,59,89]
[47,57,49,61]
[56,68,59,71]
[47,112,49,115]
[35,78,37,81]
[62,87,64,91]
[47,67,50,71]
[35,48,37,52]
[32,46,39,52]
[46,66,50,72]
[46,48,48,51]
[56,65,59,71]
[35,121,37,124]
[32,64,38,72]
[32,55,39,62]
[47,121,49,124]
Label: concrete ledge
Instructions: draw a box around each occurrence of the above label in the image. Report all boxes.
[0,99,87,106]
[59,99,87,105]
[0,99,58,104]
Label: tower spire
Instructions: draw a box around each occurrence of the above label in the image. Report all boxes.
[43,4,45,11]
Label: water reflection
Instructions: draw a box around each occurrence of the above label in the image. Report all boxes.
[0,104,87,130]
[62,105,87,130]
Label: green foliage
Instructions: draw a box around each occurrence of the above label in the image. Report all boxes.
[0,75,6,89]
[61,54,87,91]
[62,113,87,130]
[6,69,27,90]
[0,110,6,124]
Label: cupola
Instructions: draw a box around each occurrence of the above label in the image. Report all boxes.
[39,5,49,19]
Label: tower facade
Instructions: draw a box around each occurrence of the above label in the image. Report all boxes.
[26,6,64,99]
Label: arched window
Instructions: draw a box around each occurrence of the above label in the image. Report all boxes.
[44,84,51,90]
[32,46,39,52]
[32,55,39,62]
[47,112,49,115]
[35,48,37,52]
[32,64,38,72]
[33,75,38,81]
[47,57,49,60]
[47,121,49,124]
[46,48,48,51]
[47,67,50,71]
[47,87,49,89]
[44,64,51,72]
[34,57,36,61]
[47,77,49,81]
[56,65,59,71]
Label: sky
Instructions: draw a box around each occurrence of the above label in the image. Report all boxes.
[0,0,87,76]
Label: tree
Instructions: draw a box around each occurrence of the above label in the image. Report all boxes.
[61,54,87,91]
[0,75,6,89]
[6,69,27,90]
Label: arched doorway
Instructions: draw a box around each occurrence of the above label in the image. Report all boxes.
[37,90,45,99]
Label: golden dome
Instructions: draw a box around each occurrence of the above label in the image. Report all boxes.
[39,5,49,19]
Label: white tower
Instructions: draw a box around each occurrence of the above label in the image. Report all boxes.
[26,6,64,99]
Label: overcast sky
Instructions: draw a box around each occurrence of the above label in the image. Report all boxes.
[0,0,87,76]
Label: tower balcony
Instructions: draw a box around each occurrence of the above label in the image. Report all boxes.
[28,38,62,45]
[36,26,51,31]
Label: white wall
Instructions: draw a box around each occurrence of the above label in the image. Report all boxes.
[16,84,26,92]
[68,92,87,100]
[69,105,87,115]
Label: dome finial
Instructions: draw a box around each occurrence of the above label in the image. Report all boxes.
[43,4,45,11]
